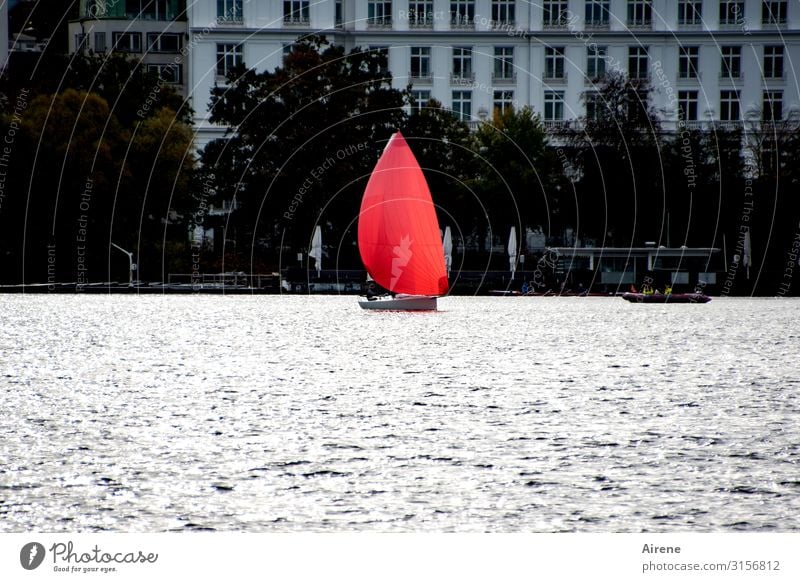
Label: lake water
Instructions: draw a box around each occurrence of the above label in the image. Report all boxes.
[1,295,798,532]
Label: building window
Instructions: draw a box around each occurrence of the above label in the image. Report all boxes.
[283,0,310,24]
[216,43,243,77]
[370,46,389,73]
[762,0,787,25]
[491,0,515,26]
[94,32,106,53]
[721,46,742,78]
[217,0,243,22]
[542,1,569,27]
[763,90,782,121]
[450,1,475,27]
[678,90,698,121]
[147,33,181,53]
[408,1,433,27]
[719,90,740,121]
[112,32,141,53]
[628,46,649,80]
[585,0,610,26]
[335,0,343,26]
[764,46,784,78]
[147,63,182,84]
[678,0,702,25]
[411,89,431,113]
[87,0,103,17]
[452,47,473,80]
[410,47,431,79]
[132,0,171,20]
[679,46,699,79]
[587,46,607,80]
[585,92,604,120]
[544,91,564,121]
[545,46,565,79]
[719,1,744,25]
[368,0,392,26]
[627,0,652,26]
[493,90,515,115]
[452,90,472,121]
[493,47,514,80]
[75,33,88,53]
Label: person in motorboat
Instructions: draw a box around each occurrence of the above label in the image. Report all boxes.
[664,284,673,295]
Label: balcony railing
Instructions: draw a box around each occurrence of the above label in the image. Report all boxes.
[762,17,787,28]
[713,120,744,131]
[543,71,568,83]
[719,70,743,81]
[283,16,310,27]
[585,19,610,29]
[490,19,516,30]
[450,72,475,85]
[681,120,705,130]
[543,119,570,131]
[367,16,392,29]
[450,15,474,28]
[409,71,433,84]
[584,73,608,85]
[492,72,517,84]
[216,14,244,25]
[542,19,568,29]
[627,19,652,29]
[409,15,434,28]
[677,71,702,81]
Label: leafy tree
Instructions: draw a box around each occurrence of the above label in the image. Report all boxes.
[3,51,191,127]
[203,35,407,269]
[401,99,475,242]
[567,72,663,245]
[0,87,195,284]
[472,106,566,245]
[741,112,800,293]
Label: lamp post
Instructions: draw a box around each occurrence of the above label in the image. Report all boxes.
[111,243,136,287]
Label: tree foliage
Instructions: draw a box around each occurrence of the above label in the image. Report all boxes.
[202,35,407,267]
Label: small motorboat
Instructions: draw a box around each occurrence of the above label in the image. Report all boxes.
[622,292,711,304]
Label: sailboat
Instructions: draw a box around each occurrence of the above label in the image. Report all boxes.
[358,132,448,311]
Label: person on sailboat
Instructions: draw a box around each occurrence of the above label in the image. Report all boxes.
[366,281,380,300]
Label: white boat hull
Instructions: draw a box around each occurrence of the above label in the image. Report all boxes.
[358,295,438,311]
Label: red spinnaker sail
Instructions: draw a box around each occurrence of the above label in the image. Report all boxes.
[358,132,448,296]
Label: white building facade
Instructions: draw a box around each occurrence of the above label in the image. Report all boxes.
[67,1,189,97]
[188,0,800,147]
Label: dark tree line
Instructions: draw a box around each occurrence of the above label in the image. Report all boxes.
[2,35,798,294]
[0,52,195,284]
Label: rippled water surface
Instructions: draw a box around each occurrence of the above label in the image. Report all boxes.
[1,295,799,532]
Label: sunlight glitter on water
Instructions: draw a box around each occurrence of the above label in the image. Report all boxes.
[0,295,798,532]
